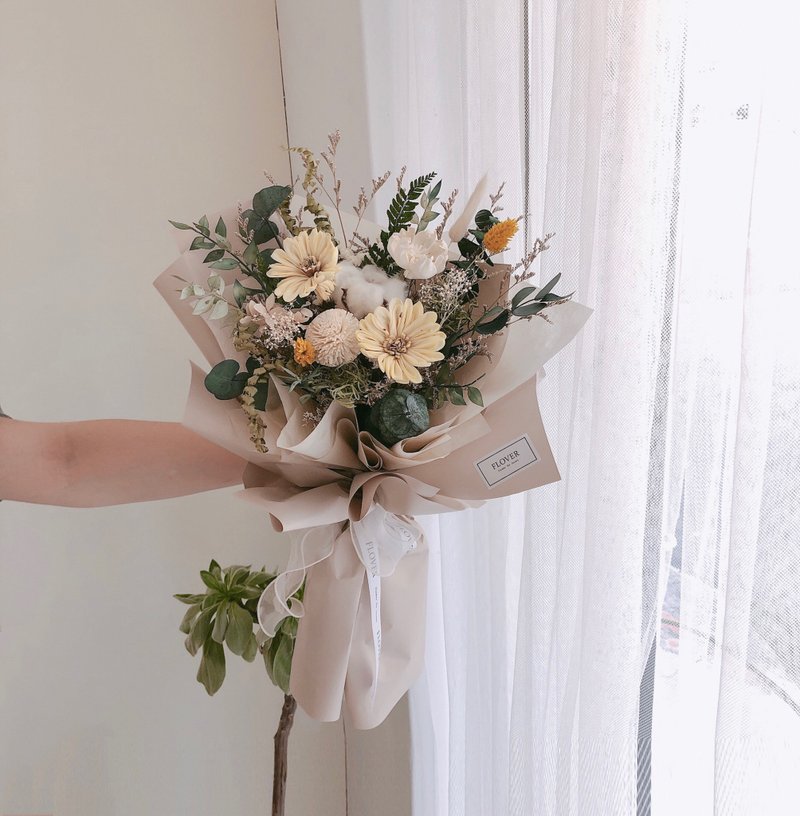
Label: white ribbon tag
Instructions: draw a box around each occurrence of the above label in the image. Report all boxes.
[350,507,420,701]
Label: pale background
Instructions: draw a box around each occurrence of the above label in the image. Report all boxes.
[0,1,409,813]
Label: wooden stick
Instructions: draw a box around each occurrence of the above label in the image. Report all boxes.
[272,694,297,816]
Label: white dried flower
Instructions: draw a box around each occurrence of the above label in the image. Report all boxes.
[387,227,449,280]
[333,262,407,318]
[239,294,311,350]
[305,308,361,367]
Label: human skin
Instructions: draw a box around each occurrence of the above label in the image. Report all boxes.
[0,417,246,507]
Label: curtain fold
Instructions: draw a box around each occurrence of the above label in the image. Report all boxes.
[359,1,800,813]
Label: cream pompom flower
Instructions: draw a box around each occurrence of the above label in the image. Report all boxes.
[268,228,340,302]
[356,298,446,385]
[305,308,361,367]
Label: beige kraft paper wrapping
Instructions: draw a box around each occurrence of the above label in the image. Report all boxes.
[155,199,591,729]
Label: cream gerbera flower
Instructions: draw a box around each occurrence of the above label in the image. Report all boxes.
[268,228,339,302]
[356,298,446,384]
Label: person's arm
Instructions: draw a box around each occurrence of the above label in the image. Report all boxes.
[0,417,247,507]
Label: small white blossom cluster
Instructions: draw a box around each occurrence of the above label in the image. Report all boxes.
[239,295,311,351]
[418,265,476,321]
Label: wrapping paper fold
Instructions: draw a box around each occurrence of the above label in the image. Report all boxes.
[155,199,591,729]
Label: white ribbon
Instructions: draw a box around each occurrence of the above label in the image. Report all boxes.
[350,508,421,698]
[256,507,421,698]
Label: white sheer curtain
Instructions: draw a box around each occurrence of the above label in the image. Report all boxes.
[360,0,800,813]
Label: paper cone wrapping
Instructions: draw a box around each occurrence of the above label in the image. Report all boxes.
[155,199,591,728]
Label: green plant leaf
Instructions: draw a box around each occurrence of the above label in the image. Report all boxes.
[271,635,293,694]
[199,569,224,592]
[204,360,248,400]
[387,172,436,234]
[242,632,259,663]
[241,209,279,245]
[211,601,229,644]
[188,608,214,655]
[209,258,239,271]
[536,273,562,300]
[225,603,254,656]
[215,217,227,238]
[197,638,226,695]
[512,302,546,317]
[253,185,292,218]
[174,593,205,605]
[448,387,467,406]
[242,241,259,265]
[511,286,538,309]
[474,309,509,335]
[203,249,224,264]
[474,209,499,231]
[169,220,192,230]
[467,387,484,407]
[179,603,201,635]
[190,235,213,251]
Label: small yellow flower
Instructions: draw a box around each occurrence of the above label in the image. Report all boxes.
[482,219,519,254]
[356,298,446,385]
[293,337,316,367]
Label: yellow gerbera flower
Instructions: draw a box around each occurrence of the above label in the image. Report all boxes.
[482,218,519,254]
[293,337,316,367]
[356,298,446,385]
[268,228,339,302]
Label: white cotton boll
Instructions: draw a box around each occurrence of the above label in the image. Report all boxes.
[382,276,408,303]
[335,263,408,318]
[344,280,386,318]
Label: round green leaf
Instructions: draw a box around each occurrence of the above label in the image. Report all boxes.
[204,360,248,400]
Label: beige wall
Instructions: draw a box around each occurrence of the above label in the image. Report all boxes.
[0,2,349,813]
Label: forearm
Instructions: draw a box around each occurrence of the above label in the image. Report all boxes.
[0,418,247,507]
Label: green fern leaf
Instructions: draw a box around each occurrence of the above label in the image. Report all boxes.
[387,172,437,234]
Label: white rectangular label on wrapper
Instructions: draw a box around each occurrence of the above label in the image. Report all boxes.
[474,435,539,488]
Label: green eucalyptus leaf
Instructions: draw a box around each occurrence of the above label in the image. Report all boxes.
[467,387,484,407]
[369,389,430,447]
[253,185,292,218]
[474,309,509,335]
[511,286,538,309]
[197,638,226,695]
[448,387,467,406]
[204,360,248,400]
[209,258,239,271]
[512,302,546,317]
[169,220,192,231]
[190,235,213,251]
[536,273,562,300]
[474,209,499,231]
[242,209,279,245]
[203,249,224,264]
[253,382,269,412]
[242,241,259,265]
[215,217,227,238]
